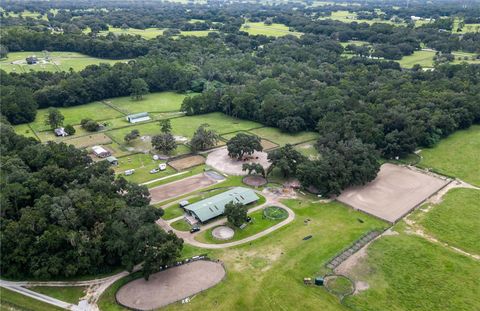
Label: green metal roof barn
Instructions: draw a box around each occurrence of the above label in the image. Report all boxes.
[184,187,259,223]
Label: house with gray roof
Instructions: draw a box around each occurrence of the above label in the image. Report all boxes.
[183,187,259,223]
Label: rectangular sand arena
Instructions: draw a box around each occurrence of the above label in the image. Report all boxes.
[149,173,222,203]
[168,155,205,171]
[337,164,450,223]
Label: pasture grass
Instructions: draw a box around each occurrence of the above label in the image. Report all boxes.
[418,125,480,185]
[26,101,122,132]
[248,127,319,146]
[99,26,165,39]
[107,112,262,142]
[0,51,129,73]
[321,10,405,26]
[106,91,192,114]
[0,288,64,311]
[415,188,480,254]
[29,286,86,304]
[344,223,480,311]
[295,141,320,159]
[100,199,387,311]
[241,22,302,37]
[179,30,217,37]
[452,18,480,34]
[397,50,436,68]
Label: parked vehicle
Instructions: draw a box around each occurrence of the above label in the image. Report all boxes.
[124,169,135,176]
[179,200,190,207]
[150,168,160,174]
[190,227,200,233]
[159,163,167,171]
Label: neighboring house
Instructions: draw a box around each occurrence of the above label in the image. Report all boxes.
[92,145,111,158]
[126,112,150,123]
[54,127,68,137]
[183,187,259,223]
[26,56,38,64]
[106,156,118,165]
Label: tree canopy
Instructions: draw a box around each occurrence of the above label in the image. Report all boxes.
[0,123,182,279]
[227,133,263,160]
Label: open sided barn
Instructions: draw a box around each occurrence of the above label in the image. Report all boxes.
[337,164,450,223]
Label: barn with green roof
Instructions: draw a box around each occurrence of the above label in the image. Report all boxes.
[183,187,259,223]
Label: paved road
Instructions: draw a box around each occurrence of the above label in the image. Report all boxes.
[157,191,295,249]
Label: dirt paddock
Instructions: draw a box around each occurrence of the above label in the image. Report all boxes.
[169,155,205,171]
[116,260,225,311]
[337,164,450,223]
[206,147,271,176]
[149,173,223,203]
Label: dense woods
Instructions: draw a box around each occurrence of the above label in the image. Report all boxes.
[0,123,183,278]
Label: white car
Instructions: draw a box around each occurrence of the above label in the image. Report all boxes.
[124,169,135,176]
[159,163,167,171]
[150,168,160,174]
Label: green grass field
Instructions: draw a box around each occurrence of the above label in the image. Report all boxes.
[294,141,320,159]
[29,286,86,304]
[321,10,405,26]
[419,125,480,185]
[397,50,436,68]
[0,288,64,311]
[171,218,192,231]
[179,30,217,37]
[113,153,177,184]
[248,127,319,146]
[98,26,165,39]
[99,199,387,311]
[0,51,130,73]
[195,206,282,244]
[26,101,122,132]
[344,224,480,311]
[107,112,262,143]
[451,51,480,64]
[452,18,480,34]
[106,91,192,114]
[241,22,302,37]
[416,188,480,254]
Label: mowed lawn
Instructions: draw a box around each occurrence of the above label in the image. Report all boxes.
[106,91,193,114]
[0,51,129,73]
[397,50,436,68]
[241,22,302,37]
[19,101,122,132]
[321,10,405,26]
[419,125,480,185]
[100,199,387,311]
[344,225,480,311]
[195,207,281,244]
[107,112,262,142]
[417,188,480,254]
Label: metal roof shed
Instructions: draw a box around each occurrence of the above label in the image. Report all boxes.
[183,187,259,223]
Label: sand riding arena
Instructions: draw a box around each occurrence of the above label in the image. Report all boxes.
[149,172,224,203]
[116,260,226,310]
[206,147,270,176]
[337,164,450,223]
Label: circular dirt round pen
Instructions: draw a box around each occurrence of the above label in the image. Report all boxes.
[324,275,355,299]
[116,260,225,310]
[263,206,289,220]
[243,175,267,187]
[212,226,235,240]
